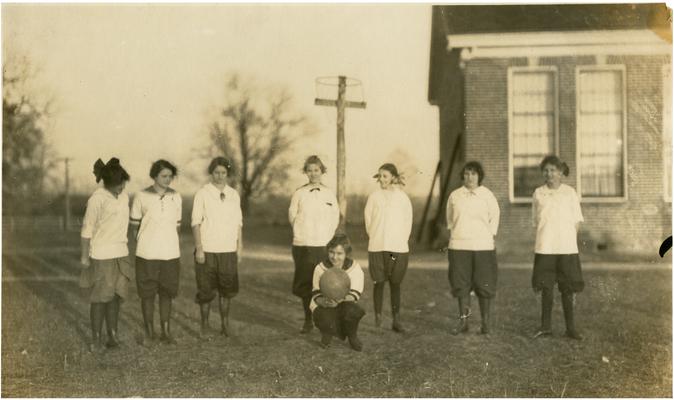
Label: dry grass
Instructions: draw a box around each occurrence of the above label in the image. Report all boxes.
[1,229,671,397]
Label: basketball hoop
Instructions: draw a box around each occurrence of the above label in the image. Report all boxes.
[314,76,366,104]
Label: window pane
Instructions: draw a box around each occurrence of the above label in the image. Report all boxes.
[511,70,556,198]
[578,69,624,198]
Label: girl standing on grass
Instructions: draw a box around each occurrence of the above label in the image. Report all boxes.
[446,161,500,335]
[531,155,584,340]
[80,158,132,351]
[288,155,340,334]
[129,160,182,345]
[311,234,365,351]
[364,163,413,333]
[191,157,243,337]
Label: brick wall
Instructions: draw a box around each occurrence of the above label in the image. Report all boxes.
[460,54,672,257]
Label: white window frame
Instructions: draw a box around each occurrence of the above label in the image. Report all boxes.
[575,64,628,203]
[663,64,672,203]
[507,65,560,203]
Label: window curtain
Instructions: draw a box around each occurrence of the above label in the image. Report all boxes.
[578,69,624,198]
[511,71,556,198]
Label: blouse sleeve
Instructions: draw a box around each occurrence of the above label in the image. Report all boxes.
[235,192,243,228]
[81,196,99,239]
[129,193,142,227]
[446,192,454,231]
[310,265,324,302]
[363,193,374,235]
[572,189,584,224]
[532,190,539,228]
[349,264,365,301]
[288,190,300,226]
[176,194,183,227]
[191,190,204,227]
[487,190,500,236]
[402,193,413,237]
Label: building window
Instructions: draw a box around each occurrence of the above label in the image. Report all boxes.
[664,64,672,202]
[576,66,627,200]
[508,67,558,201]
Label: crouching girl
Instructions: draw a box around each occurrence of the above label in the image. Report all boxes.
[311,234,365,351]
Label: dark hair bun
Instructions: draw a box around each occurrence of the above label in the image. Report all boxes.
[93,159,105,183]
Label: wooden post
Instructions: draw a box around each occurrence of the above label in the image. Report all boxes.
[336,76,347,232]
[315,76,366,232]
[64,157,71,231]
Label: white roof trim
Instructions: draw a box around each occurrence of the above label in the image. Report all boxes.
[449,29,671,59]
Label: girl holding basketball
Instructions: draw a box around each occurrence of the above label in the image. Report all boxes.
[446,161,500,335]
[364,163,413,333]
[129,160,182,345]
[288,155,340,334]
[532,155,584,340]
[311,234,365,351]
[192,157,243,337]
[80,158,132,351]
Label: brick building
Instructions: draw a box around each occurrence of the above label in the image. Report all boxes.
[427,4,672,257]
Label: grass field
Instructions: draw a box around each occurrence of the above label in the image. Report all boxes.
[1,228,672,397]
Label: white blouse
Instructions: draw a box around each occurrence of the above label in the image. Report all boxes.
[81,188,129,260]
[288,183,339,246]
[533,183,584,254]
[130,186,182,260]
[364,187,413,253]
[446,185,500,251]
[191,183,243,253]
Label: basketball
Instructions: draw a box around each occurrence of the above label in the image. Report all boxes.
[319,268,351,301]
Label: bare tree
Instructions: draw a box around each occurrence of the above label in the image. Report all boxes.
[2,55,56,215]
[203,74,314,215]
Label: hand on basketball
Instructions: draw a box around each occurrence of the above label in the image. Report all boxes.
[317,296,339,308]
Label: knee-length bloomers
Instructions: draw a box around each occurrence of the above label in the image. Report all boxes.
[445,185,500,298]
[79,188,132,302]
[191,183,243,302]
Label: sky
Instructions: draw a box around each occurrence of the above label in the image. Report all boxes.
[2,4,439,197]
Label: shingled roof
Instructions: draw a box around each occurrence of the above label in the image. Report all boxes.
[434,4,670,34]
[428,4,672,103]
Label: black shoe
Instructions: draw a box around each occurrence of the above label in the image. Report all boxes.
[300,320,313,334]
[89,339,104,353]
[451,311,471,335]
[532,329,552,339]
[348,335,363,352]
[564,330,583,341]
[391,319,406,333]
[320,334,332,348]
[480,324,490,335]
[374,313,382,328]
[105,330,120,349]
[160,334,176,345]
[105,337,120,349]
[160,322,177,344]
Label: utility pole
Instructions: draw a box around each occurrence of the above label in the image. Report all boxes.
[315,76,366,231]
[63,157,71,231]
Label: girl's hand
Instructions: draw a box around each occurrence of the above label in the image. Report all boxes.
[323,298,339,308]
[342,294,356,302]
[195,248,206,264]
[316,297,339,308]
[80,256,91,268]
